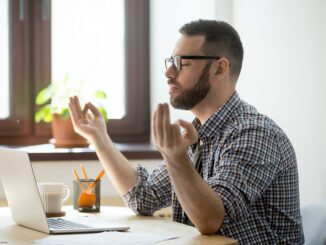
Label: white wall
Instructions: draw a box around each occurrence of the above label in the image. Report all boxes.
[232,0,326,204]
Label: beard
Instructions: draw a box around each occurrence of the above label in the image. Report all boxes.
[169,64,211,110]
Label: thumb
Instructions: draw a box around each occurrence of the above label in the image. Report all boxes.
[177,119,198,144]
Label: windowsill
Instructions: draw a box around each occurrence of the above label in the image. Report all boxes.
[6,143,162,161]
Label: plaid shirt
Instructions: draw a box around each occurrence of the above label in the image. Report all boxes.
[123,92,304,244]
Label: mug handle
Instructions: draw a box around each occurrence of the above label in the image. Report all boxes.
[62,185,70,203]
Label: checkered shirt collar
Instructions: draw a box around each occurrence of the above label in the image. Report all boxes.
[192,91,241,140]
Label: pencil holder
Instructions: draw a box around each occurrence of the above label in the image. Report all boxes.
[73,179,101,212]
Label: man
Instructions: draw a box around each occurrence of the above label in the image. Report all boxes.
[68,19,304,244]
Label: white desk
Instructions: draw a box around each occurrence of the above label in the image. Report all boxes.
[0,206,237,245]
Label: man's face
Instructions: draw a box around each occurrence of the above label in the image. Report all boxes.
[168,63,211,110]
[165,35,212,110]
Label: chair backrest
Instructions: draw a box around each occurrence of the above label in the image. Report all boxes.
[301,202,326,245]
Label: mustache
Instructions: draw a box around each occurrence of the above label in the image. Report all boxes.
[167,79,180,86]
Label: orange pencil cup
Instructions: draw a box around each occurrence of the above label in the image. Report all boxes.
[73,179,101,212]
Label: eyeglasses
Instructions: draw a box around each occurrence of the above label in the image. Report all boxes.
[164,55,221,71]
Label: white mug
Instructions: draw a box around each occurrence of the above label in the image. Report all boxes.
[37,182,70,213]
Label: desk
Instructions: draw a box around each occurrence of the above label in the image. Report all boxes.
[0,206,237,245]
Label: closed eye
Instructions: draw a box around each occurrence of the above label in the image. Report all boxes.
[180,62,191,67]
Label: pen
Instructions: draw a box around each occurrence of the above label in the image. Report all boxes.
[81,164,91,190]
[81,164,89,181]
[89,169,105,191]
[72,168,86,193]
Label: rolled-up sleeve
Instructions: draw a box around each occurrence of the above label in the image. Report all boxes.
[208,124,281,223]
[122,162,172,215]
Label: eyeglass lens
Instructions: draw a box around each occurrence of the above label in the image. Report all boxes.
[165,56,181,71]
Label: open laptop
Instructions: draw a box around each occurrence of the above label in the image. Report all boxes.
[0,147,129,234]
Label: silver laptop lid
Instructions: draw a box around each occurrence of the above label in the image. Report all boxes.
[0,147,50,233]
[0,147,130,234]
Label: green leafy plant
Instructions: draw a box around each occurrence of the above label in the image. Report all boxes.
[34,76,108,123]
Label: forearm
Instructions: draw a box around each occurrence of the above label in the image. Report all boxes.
[151,103,224,232]
[166,155,225,234]
[68,97,137,195]
[123,163,172,216]
[92,134,138,196]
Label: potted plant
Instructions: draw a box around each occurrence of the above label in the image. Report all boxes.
[34,76,108,148]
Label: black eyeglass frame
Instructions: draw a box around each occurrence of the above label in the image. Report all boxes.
[165,55,221,71]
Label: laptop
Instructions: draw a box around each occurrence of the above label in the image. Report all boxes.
[0,147,130,234]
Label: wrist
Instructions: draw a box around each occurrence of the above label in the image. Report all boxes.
[163,152,191,170]
[91,132,112,153]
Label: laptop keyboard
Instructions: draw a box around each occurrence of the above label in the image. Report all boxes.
[48,218,91,230]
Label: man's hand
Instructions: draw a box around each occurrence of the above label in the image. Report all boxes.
[68,96,107,145]
[152,103,198,164]
[69,96,138,196]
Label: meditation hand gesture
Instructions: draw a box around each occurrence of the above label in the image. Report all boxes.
[68,96,107,145]
[152,103,198,165]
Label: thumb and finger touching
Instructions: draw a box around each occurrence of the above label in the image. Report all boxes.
[176,119,198,144]
[83,102,102,118]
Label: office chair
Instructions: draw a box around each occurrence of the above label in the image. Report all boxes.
[301,202,326,245]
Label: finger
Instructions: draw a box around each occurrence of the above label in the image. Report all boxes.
[162,103,172,146]
[171,123,181,145]
[85,102,102,118]
[68,97,79,125]
[152,109,158,144]
[177,119,198,144]
[82,103,94,121]
[156,104,164,145]
[68,101,77,128]
[73,96,84,118]
[82,103,88,115]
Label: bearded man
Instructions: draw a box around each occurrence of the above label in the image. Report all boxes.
[69,19,304,244]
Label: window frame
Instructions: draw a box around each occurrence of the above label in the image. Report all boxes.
[0,0,150,145]
[0,0,32,141]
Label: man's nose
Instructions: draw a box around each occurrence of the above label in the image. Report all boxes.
[165,65,177,79]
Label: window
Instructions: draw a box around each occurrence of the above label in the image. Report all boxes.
[0,0,149,145]
[0,0,9,120]
[52,0,125,119]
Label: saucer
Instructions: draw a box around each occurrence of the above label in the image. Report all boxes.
[45,211,66,218]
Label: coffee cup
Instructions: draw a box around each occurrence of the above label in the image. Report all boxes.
[37,182,70,214]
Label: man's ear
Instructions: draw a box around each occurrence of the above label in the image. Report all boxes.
[215,66,222,75]
[213,58,229,79]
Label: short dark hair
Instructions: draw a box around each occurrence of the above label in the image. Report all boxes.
[179,19,243,82]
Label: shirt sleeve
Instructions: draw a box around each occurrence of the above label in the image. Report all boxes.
[122,162,172,215]
[207,124,282,223]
